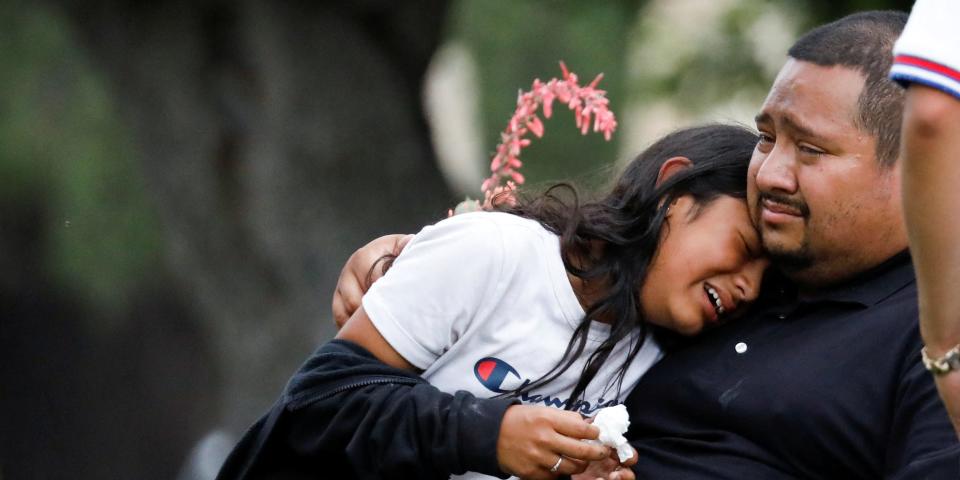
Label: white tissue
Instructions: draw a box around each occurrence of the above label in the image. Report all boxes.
[585,404,633,463]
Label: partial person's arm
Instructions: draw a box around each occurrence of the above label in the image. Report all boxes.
[335,274,610,478]
[880,344,960,478]
[891,0,960,437]
[901,85,960,435]
[215,339,517,480]
[572,449,639,480]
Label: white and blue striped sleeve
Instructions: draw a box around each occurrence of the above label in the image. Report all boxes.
[890,0,960,99]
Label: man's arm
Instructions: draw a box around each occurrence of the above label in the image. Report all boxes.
[332,234,413,328]
[901,85,960,435]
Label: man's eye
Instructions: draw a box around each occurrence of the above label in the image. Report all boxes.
[758,133,774,144]
[799,145,824,156]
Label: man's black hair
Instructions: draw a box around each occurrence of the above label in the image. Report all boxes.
[788,11,908,167]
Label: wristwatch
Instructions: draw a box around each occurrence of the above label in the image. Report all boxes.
[921,344,960,376]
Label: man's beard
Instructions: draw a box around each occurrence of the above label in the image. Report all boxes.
[755,192,813,272]
[763,235,814,272]
[769,248,814,272]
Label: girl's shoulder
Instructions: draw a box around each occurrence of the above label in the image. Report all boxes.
[434,211,557,246]
[402,212,562,283]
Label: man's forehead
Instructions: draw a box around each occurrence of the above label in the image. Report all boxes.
[755,106,814,129]
[757,59,865,134]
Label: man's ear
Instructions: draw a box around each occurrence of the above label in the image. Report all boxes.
[655,156,693,187]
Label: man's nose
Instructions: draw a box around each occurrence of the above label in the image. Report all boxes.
[755,146,798,194]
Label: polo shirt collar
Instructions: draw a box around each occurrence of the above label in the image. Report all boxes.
[795,250,915,307]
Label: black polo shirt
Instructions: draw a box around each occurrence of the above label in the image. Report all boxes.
[626,251,960,479]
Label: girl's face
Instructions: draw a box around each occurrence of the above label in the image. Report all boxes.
[640,195,769,335]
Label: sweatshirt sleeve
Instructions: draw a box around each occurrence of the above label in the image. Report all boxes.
[215,340,517,480]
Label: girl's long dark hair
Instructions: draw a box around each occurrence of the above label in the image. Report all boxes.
[497,123,759,409]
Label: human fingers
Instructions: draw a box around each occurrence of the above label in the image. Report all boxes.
[545,453,592,477]
[551,410,601,441]
[332,287,349,329]
[549,432,609,463]
[507,455,554,480]
[563,457,590,475]
[362,233,413,286]
[359,234,412,285]
[497,407,605,478]
[523,451,590,480]
[332,234,409,327]
[613,466,636,480]
[395,233,414,253]
[570,455,619,480]
[332,262,365,328]
[598,447,637,480]
[562,457,589,475]
[598,466,635,480]
[497,406,584,479]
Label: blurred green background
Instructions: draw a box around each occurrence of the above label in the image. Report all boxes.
[0,1,912,478]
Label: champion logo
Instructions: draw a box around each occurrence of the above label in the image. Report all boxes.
[472,356,621,414]
[473,357,521,393]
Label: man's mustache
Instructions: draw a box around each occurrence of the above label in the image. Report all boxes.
[758,192,810,217]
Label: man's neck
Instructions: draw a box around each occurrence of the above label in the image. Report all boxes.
[791,247,909,295]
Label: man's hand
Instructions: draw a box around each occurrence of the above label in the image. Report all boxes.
[496,405,610,480]
[332,234,413,329]
[571,448,638,480]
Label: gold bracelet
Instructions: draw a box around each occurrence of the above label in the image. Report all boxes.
[921,344,960,376]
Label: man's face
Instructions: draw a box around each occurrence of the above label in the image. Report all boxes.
[748,59,905,287]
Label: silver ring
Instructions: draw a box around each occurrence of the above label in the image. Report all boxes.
[549,456,563,473]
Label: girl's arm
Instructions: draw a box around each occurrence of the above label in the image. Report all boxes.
[329,218,614,478]
[337,304,418,371]
[336,306,613,479]
[217,339,611,480]
[216,339,516,480]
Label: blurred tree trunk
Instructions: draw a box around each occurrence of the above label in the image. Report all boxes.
[49,0,452,433]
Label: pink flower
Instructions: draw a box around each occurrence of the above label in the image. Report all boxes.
[453,62,618,215]
[542,90,556,118]
[526,116,544,138]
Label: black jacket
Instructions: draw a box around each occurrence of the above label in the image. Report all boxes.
[216,339,516,480]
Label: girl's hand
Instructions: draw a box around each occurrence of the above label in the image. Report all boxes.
[571,447,638,480]
[497,405,610,479]
[332,234,413,328]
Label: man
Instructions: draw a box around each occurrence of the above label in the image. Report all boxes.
[320,10,960,480]
[614,11,959,477]
[890,0,960,437]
